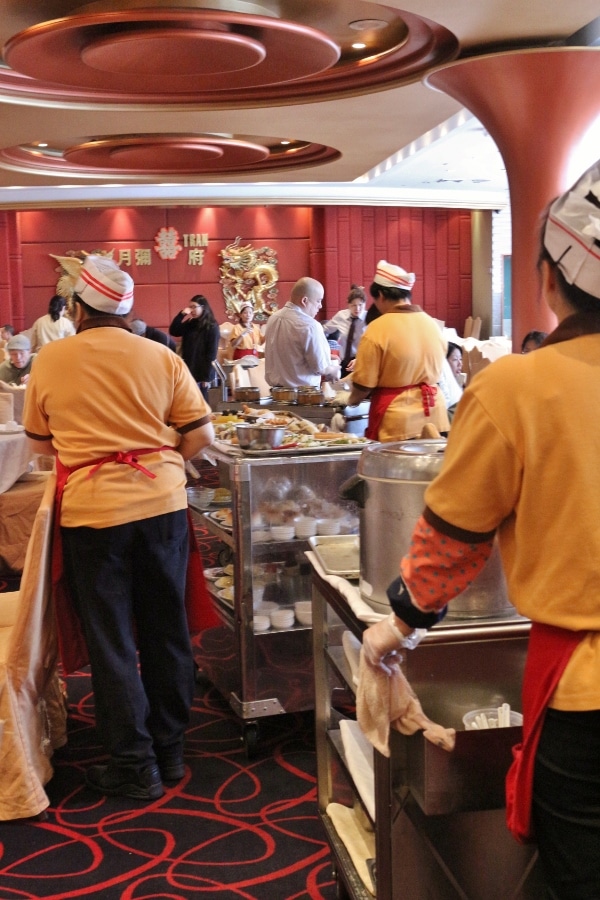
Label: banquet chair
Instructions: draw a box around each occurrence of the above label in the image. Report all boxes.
[0,472,67,821]
[0,392,14,424]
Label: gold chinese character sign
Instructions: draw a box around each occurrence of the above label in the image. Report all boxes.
[219,236,279,323]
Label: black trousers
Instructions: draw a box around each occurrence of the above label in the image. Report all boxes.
[62,509,195,772]
[533,708,600,899]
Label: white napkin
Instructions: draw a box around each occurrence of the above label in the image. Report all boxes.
[339,718,375,821]
[305,551,385,624]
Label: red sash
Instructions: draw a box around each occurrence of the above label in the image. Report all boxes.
[233,348,258,360]
[505,621,584,843]
[51,448,216,674]
[366,383,437,440]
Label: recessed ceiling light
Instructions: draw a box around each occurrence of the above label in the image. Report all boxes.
[281,140,290,145]
[352,42,367,50]
[349,19,388,31]
[37,142,48,147]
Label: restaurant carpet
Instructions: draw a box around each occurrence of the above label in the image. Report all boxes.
[0,465,338,900]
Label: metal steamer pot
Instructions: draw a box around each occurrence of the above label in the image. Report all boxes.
[341,440,514,619]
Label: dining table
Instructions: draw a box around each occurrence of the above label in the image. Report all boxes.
[0,427,46,572]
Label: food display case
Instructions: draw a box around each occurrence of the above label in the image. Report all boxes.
[191,442,362,756]
[311,571,547,899]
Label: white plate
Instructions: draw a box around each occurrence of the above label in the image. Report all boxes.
[204,567,225,581]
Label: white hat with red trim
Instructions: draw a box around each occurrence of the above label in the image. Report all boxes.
[74,255,134,314]
[373,259,416,290]
[544,160,600,300]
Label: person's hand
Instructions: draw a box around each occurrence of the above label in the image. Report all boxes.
[362,616,406,675]
[20,374,30,385]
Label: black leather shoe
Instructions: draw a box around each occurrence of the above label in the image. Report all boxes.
[157,755,185,782]
[85,764,164,800]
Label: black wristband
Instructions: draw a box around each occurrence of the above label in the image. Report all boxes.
[386,576,447,629]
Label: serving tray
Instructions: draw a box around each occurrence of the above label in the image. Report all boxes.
[308,534,360,579]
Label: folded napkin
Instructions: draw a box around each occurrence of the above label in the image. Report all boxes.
[305,551,385,624]
[326,803,376,895]
[357,650,456,757]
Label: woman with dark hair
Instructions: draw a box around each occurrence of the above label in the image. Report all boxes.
[360,160,600,897]
[30,294,75,351]
[169,295,220,400]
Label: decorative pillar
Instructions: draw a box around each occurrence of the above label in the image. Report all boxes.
[427,48,600,348]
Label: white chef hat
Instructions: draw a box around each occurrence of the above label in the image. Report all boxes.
[374,259,416,290]
[74,254,134,314]
[543,160,600,300]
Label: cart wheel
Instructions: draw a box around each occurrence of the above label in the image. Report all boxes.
[218,546,233,567]
[242,722,260,759]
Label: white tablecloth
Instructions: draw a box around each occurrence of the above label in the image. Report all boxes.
[0,431,33,493]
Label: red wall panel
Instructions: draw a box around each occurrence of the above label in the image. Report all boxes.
[3,204,472,335]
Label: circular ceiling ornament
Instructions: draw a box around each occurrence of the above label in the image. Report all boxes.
[81,27,267,77]
[0,4,458,107]
[3,10,340,93]
[0,134,341,178]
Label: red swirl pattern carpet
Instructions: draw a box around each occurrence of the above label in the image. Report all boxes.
[0,467,337,899]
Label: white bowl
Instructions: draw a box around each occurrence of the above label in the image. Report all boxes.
[270,611,295,629]
[253,615,270,632]
[295,609,312,626]
[294,601,312,614]
[295,517,318,537]
[270,526,295,541]
[317,518,341,535]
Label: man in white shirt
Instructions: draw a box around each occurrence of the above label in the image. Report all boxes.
[264,277,339,388]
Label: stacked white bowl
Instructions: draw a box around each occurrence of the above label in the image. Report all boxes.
[294,600,312,626]
[253,615,270,632]
[270,524,296,541]
[270,607,295,630]
[295,516,318,539]
[316,518,341,536]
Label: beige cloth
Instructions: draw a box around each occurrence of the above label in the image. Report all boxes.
[0,476,47,572]
[0,431,33,494]
[0,392,14,424]
[0,473,67,820]
[356,651,455,758]
[326,803,376,895]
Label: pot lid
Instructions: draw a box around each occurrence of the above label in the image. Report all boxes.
[357,439,447,482]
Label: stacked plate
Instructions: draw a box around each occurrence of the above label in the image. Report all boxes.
[270,608,295,630]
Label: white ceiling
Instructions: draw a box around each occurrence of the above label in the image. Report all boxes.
[0,2,598,211]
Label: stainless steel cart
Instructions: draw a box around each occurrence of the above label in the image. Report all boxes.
[311,570,547,899]
[192,443,362,756]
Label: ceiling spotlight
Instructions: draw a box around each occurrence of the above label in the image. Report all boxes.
[352,42,366,50]
[280,140,290,145]
[348,19,388,31]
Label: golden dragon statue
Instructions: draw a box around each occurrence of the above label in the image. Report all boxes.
[219,237,279,322]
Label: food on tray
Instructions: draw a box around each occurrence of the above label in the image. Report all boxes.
[212,408,369,450]
[213,509,233,528]
[213,487,232,503]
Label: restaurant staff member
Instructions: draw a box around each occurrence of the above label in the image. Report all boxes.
[23,255,214,802]
[360,161,600,898]
[323,284,367,378]
[227,302,265,359]
[347,260,449,440]
[0,334,36,384]
[264,276,339,388]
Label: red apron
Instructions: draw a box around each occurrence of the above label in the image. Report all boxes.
[366,383,437,441]
[52,448,217,675]
[233,348,258,360]
[505,621,584,843]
